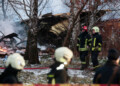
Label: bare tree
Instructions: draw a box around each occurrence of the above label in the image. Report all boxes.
[63,0,120,56]
[8,0,48,64]
[63,0,108,47]
[2,0,6,19]
[63,0,89,47]
[25,0,39,64]
[1,0,8,20]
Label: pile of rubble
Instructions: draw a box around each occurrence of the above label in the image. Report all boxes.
[0,32,26,58]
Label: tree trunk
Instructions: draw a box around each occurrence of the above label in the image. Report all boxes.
[26,29,39,64]
[2,0,7,20]
[25,0,39,64]
[71,16,80,57]
[71,0,80,55]
[88,0,98,32]
[63,0,74,47]
[63,0,89,47]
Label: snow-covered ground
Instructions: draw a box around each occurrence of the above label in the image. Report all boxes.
[0,57,95,84]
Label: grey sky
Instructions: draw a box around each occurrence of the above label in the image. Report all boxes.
[1,0,120,22]
[0,0,70,21]
[42,0,70,15]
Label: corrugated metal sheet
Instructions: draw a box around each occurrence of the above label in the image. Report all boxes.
[98,19,120,56]
[50,20,68,36]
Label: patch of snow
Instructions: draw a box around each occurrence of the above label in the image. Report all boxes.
[68,69,86,78]
[23,69,50,75]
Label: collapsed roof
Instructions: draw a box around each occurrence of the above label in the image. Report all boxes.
[21,10,106,47]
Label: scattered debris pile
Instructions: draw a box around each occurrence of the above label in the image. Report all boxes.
[0,32,26,57]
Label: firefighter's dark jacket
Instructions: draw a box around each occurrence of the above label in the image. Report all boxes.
[47,61,69,84]
[77,31,91,51]
[0,65,22,84]
[91,33,102,51]
[93,61,120,84]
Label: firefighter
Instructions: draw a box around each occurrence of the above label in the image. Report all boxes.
[77,26,91,70]
[91,26,102,70]
[93,49,120,84]
[0,53,25,84]
[47,47,73,84]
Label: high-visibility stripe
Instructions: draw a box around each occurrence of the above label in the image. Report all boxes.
[92,48,95,51]
[79,48,88,51]
[52,78,55,85]
[98,43,102,46]
[93,38,96,47]
[77,37,90,51]
[92,47,101,51]
[48,74,56,84]
[93,65,101,69]
[98,48,101,51]
[88,39,91,47]
[48,74,54,77]
[81,62,86,64]
[78,38,89,51]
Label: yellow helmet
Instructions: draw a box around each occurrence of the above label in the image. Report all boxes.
[54,47,73,63]
[5,53,25,70]
[92,26,99,33]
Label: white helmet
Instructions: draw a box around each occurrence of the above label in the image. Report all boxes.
[5,53,25,70]
[92,26,99,33]
[55,47,73,63]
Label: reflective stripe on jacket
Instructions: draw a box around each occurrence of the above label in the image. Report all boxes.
[47,74,55,84]
[47,62,69,84]
[77,31,91,51]
[91,33,102,51]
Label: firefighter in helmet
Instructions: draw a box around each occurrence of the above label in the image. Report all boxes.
[0,53,25,84]
[91,26,102,70]
[47,47,73,84]
[77,26,91,70]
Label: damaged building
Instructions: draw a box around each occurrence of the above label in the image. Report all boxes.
[0,10,120,57]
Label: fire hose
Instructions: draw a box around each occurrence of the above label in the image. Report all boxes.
[0,67,81,70]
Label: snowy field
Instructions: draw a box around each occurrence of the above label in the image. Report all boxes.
[0,57,95,84]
